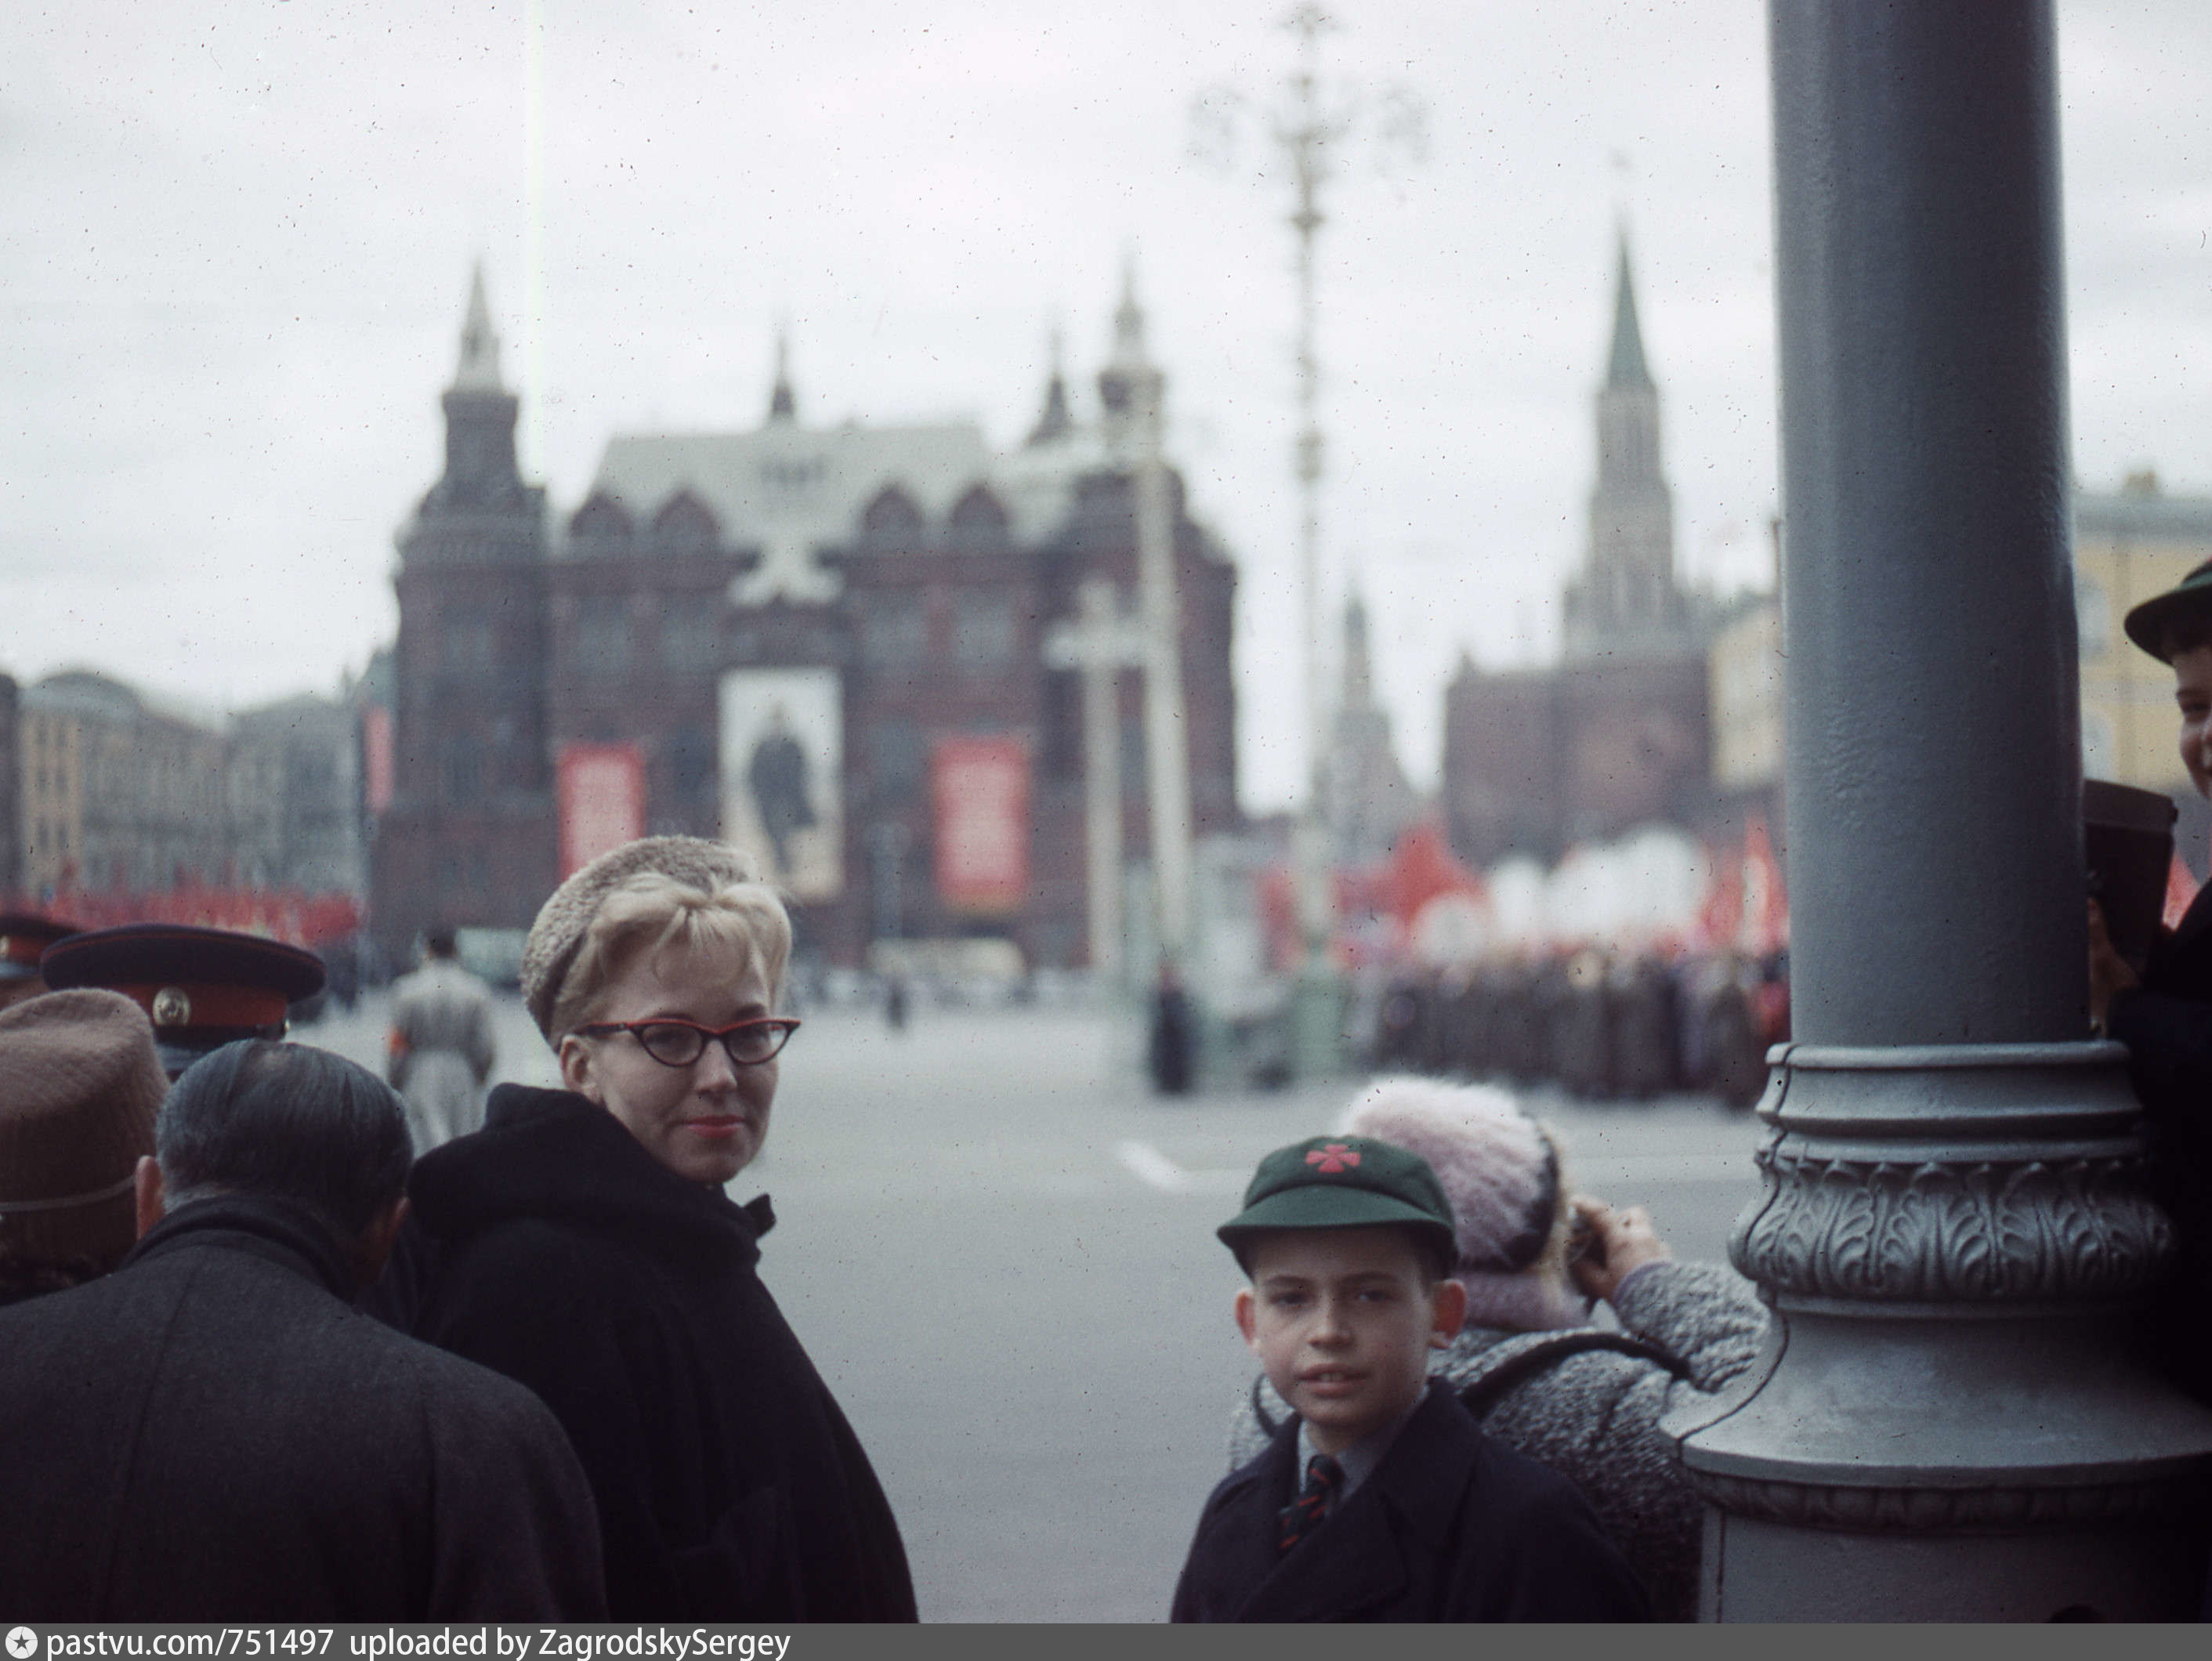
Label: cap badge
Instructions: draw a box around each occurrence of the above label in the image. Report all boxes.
[150,986,192,1029]
[1305,1143,1360,1174]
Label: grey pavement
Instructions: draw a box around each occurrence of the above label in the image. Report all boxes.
[299,991,1765,1622]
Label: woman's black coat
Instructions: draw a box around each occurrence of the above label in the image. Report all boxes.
[400,1085,917,1622]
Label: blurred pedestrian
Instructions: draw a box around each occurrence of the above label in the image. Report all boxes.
[1150,961,1196,1095]
[390,836,915,1621]
[41,923,324,1080]
[0,912,79,1013]
[389,925,497,1150]
[1229,1077,1770,1622]
[0,990,163,1305]
[1177,1132,1649,1622]
[0,1040,605,1619]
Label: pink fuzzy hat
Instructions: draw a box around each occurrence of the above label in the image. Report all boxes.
[1342,1076,1585,1332]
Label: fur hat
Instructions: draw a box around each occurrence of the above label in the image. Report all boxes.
[0,989,165,1289]
[1342,1076,1585,1332]
[520,836,759,1037]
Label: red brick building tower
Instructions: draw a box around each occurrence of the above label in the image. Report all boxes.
[372,270,556,957]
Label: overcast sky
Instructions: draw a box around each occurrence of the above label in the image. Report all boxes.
[5,1,2210,811]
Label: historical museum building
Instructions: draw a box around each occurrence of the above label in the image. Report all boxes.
[373,273,1240,969]
[1443,241,1728,868]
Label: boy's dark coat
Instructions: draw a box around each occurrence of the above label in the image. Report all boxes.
[1171,1378,1650,1622]
[401,1084,917,1623]
[0,1195,606,1619]
[2110,883,2212,1400]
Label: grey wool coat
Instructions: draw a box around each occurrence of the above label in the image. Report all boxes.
[1228,1261,1769,1623]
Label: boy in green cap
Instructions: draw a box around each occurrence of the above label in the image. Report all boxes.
[1169,1134,1648,1623]
[2093,559,2212,1402]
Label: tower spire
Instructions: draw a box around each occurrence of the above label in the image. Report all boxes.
[1026,325,1073,447]
[452,262,504,393]
[768,330,796,424]
[1606,230,1652,389]
[1341,588,1374,711]
[1110,251,1148,368]
[1097,253,1158,441]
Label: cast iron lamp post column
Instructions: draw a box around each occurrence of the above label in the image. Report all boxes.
[1672,2,2212,1619]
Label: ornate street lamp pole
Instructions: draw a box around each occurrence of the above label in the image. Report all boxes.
[1195,7,1421,1075]
[1674,3,2212,1618]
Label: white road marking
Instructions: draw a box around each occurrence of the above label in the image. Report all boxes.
[1116,1141,1249,1196]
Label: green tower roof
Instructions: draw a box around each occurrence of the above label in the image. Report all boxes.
[1606,236,1653,389]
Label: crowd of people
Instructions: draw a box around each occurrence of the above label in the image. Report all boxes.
[1368,946,1790,1108]
[0,833,1764,1623]
[11,539,2212,1623]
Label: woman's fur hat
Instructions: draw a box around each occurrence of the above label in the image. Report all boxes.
[1342,1075,1586,1332]
[520,836,758,1039]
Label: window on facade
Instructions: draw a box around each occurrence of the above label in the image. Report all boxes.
[857,594,928,669]
[672,726,717,798]
[443,606,494,671]
[953,591,1016,668]
[443,735,483,806]
[662,608,723,678]
[1122,715,1148,802]
[575,597,631,675]
[871,720,923,805]
[1042,671,1081,780]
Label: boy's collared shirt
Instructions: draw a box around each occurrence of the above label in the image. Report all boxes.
[1295,1392,1425,1517]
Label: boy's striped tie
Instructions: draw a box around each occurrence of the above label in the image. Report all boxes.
[1276,1453,1343,1554]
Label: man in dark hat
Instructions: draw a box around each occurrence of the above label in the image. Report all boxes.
[0,911,80,1014]
[2094,559,2212,1403]
[41,922,324,1080]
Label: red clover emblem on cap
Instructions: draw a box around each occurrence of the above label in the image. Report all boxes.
[1305,1142,1360,1174]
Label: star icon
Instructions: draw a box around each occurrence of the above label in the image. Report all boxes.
[7,1627,38,1659]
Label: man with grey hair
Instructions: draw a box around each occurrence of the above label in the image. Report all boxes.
[0,1040,606,1619]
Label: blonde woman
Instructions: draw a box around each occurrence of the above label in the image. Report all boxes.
[389,838,914,1623]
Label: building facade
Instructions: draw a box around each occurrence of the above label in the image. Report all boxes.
[10,669,368,905]
[371,274,1242,970]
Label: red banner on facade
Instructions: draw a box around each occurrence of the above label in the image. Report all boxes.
[932,736,1029,916]
[362,704,395,818]
[558,743,646,879]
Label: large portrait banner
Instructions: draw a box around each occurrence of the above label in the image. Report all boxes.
[719,668,843,900]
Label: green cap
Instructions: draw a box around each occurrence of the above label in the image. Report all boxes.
[1218,1134,1458,1262]
[2123,559,2212,663]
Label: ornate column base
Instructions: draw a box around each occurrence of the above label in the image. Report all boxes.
[1671,1042,2212,1621]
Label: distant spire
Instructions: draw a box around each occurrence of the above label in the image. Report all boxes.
[1341,589,1374,709]
[768,331,796,424]
[1110,252,1149,370]
[452,262,504,393]
[1026,326,1073,447]
[1098,252,1157,429]
[1606,232,1652,389]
